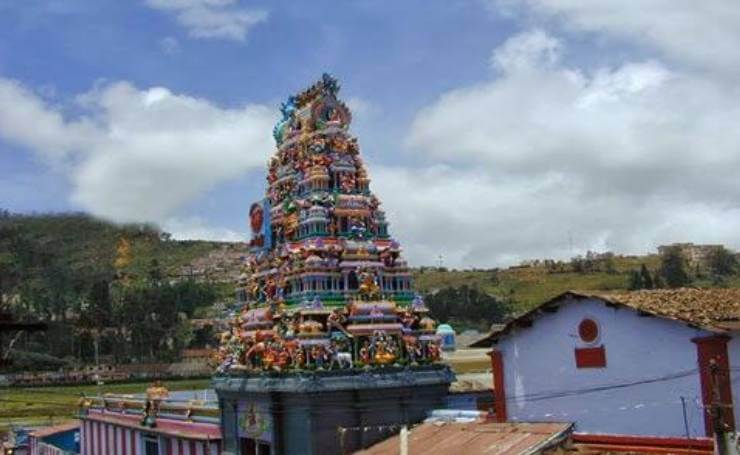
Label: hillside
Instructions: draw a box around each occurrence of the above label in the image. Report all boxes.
[0,212,667,318]
[0,211,235,281]
[413,254,662,314]
[0,212,239,369]
[3,211,738,366]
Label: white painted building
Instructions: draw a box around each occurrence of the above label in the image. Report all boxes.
[482,289,740,438]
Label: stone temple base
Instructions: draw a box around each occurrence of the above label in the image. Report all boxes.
[213,365,455,455]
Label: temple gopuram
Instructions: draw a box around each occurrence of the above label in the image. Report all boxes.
[213,74,454,455]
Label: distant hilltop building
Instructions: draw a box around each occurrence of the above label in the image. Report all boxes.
[657,242,729,267]
[178,243,246,282]
[213,74,452,455]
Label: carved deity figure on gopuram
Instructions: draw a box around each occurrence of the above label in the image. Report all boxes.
[215,74,441,374]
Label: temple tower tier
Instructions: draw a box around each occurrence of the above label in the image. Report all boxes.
[214,75,453,454]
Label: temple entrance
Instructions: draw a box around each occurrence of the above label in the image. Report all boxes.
[241,438,271,455]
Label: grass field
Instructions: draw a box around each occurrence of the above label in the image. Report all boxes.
[0,356,496,430]
[0,378,211,431]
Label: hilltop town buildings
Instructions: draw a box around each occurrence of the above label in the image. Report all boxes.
[657,243,728,268]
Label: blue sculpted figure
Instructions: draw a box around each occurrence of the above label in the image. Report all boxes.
[272,95,297,145]
[411,293,426,311]
[321,73,339,95]
[280,95,297,118]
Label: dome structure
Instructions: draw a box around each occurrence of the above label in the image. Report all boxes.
[436,323,456,351]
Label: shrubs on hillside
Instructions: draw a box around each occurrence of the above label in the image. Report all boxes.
[0,212,225,369]
[425,285,510,332]
[628,245,738,289]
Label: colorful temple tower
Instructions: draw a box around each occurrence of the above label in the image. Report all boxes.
[213,75,453,455]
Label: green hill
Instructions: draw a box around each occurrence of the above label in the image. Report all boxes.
[413,254,661,313]
[2,210,737,366]
[413,248,740,331]
[0,211,233,369]
[0,211,227,281]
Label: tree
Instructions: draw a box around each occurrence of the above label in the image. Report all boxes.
[425,286,509,331]
[603,254,617,274]
[571,256,585,273]
[639,264,653,289]
[88,280,112,328]
[628,269,642,290]
[707,246,737,278]
[653,270,664,288]
[148,259,163,284]
[660,246,691,288]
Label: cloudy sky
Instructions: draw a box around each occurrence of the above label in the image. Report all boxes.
[1,1,739,268]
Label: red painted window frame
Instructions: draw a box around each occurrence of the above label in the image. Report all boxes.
[575,345,606,368]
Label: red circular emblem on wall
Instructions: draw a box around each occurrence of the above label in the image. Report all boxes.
[249,203,264,234]
[578,318,599,343]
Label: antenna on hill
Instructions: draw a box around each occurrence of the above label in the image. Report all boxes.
[437,254,444,269]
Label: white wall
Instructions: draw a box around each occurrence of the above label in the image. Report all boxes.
[498,298,710,437]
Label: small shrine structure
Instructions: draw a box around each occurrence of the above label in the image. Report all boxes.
[213,74,453,455]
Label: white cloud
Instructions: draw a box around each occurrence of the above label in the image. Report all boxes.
[346,97,380,118]
[374,164,740,268]
[0,79,102,158]
[395,29,740,267]
[163,216,246,242]
[145,0,267,42]
[159,36,181,54]
[491,28,561,73]
[490,0,740,77]
[0,78,276,227]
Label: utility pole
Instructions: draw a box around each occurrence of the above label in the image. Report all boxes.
[680,396,690,439]
[400,425,408,455]
[710,360,731,455]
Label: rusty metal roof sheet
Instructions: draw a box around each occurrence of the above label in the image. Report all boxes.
[29,421,80,438]
[354,421,572,455]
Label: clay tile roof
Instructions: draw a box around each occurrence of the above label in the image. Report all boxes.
[570,288,740,331]
[475,288,740,347]
[354,421,573,455]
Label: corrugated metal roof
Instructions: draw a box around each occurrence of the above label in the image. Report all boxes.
[354,421,572,455]
[28,421,80,438]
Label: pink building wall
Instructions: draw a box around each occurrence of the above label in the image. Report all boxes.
[79,415,220,455]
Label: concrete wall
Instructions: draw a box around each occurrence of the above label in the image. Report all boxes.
[498,297,710,437]
[215,369,453,455]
